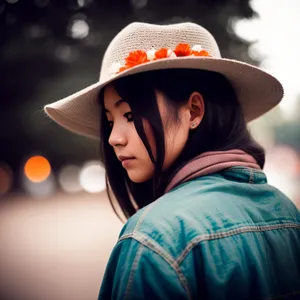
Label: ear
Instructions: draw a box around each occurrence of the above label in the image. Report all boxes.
[187,92,205,129]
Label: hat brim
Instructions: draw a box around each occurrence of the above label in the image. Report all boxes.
[44,56,284,139]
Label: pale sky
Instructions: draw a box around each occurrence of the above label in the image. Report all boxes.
[234,0,300,118]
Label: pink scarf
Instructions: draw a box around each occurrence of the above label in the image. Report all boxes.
[164,149,261,193]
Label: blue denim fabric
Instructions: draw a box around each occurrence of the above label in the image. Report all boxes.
[98,167,300,300]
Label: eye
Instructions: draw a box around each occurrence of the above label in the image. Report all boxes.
[124,112,133,122]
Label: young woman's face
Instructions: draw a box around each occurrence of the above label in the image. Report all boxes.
[103,84,193,183]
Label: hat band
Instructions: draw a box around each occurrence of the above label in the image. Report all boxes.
[108,43,212,75]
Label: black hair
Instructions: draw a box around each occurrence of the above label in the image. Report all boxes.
[98,69,265,221]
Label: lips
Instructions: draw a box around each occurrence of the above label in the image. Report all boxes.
[118,155,136,162]
[119,156,136,168]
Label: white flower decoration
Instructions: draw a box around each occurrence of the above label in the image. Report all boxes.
[192,45,203,52]
[167,49,177,58]
[146,48,156,61]
[109,62,122,75]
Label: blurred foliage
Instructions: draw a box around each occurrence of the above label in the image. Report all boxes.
[0,0,257,174]
[275,121,300,152]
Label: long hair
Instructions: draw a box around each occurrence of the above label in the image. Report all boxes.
[98,69,265,221]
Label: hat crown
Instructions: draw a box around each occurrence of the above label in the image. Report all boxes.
[99,22,221,81]
[44,22,283,139]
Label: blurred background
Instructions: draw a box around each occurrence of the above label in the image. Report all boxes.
[0,0,300,299]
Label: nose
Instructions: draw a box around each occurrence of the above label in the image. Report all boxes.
[108,123,128,148]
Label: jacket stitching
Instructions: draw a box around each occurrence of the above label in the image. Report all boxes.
[134,232,193,300]
[120,233,175,266]
[119,232,193,300]
[249,168,254,184]
[176,222,300,265]
[227,167,263,174]
[133,204,153,234]
[119,233,134,241]
[124,243,144,300]
[227,168,266,180]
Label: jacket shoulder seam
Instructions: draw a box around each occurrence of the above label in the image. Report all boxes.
[176,222,300,265]
[124,243,144,300]
[119,232,193,300]
[132,204,154,234]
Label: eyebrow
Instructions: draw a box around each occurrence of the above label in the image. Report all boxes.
[104,99,127,113]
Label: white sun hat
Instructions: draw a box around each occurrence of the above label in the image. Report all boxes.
[44,22,284,139]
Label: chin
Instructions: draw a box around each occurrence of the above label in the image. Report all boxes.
[128,171,153,183]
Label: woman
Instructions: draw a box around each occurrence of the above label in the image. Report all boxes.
[44,22,300,299]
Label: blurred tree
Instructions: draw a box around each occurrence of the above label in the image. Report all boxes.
[274,99,300,151]
[0,0,257,179]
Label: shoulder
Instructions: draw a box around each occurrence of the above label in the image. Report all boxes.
[118,173,241,258]
[119,169,300,253]
[120,173,223,231]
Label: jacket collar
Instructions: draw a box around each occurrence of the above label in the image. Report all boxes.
[164,149,261,194]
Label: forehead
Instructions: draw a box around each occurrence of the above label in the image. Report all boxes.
[103,84,120,107]
[103,85,169,115]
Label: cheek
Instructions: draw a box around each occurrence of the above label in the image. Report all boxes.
[125,122,155,183]
[126,162,155,183]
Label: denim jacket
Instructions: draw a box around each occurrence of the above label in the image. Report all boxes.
[98,167,300,300]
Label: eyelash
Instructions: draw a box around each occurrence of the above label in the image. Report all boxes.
[108,112,133,128]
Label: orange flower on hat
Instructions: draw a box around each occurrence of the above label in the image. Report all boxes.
[117,44,211,73]
[192,50,210,57]
[155,48,169,59]
[118,50,149,72]
[118,66,128,72]
[174,43,192,57]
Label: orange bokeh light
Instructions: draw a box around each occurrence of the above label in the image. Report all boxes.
[24,156,51,183]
